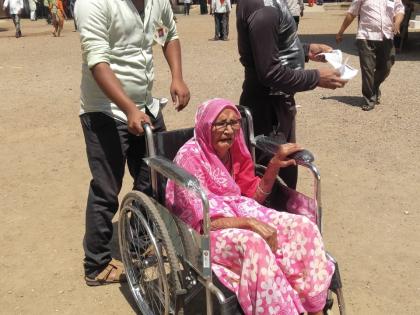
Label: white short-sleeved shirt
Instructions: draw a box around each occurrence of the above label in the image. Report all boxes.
[3,0,24,15]
[348,0,404,41]
[75,0,178,121]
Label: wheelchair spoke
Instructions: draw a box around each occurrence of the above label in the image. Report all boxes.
[119,192,182,315]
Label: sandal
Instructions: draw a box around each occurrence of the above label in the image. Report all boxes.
[85,258,127,286]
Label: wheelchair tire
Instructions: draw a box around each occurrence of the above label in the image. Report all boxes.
[119,191,183,315]
[174,217,200,269]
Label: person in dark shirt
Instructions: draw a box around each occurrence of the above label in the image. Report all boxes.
[237,0,346,188]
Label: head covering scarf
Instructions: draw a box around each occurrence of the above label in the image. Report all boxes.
[166,98,260,231]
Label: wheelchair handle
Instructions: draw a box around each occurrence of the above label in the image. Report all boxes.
[142,122,156,157]
[254,135,314,164]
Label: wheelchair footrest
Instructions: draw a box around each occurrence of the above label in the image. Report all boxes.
[183,273,243,315]
[329,260,343,292]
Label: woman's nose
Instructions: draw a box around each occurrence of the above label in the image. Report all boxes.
[224,125,234,133]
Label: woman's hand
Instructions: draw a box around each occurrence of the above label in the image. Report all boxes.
[270,143,303,169]
[248,218,278,253]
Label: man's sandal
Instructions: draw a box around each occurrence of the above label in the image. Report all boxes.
[85,258,127,286]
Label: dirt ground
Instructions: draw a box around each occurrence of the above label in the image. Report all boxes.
[1,4,419,315]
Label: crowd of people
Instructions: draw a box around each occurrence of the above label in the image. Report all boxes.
[2,0,76,37]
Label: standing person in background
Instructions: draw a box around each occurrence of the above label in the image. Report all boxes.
[236,0,346,188]
[2,0,24,38]
[69,0,76,30]
[200,0,208,14]
[75,0,190,286]
[336,0,405,111]
[43,0,51,23]
[212,0,231,40]
[49,0,66,37]
[308,0,315,7]
[184,0,191,15]
[29,0,38,20]
[394,0,414,52]
[286,0,304,29]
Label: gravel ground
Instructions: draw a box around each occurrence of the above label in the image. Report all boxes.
[0,4,419,314]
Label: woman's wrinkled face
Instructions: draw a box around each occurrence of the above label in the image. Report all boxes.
[211,108,241,159]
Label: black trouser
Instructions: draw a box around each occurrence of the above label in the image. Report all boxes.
[356,39,395,103]
[199,0,208,14]
[240,91,298,189]
[214,13,228,40]
[80,110,166,278]
[184,3,190,15]
[11,14,21,34]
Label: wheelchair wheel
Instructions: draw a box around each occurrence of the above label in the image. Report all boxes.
[174,217,200,269]
[119,191,183,315]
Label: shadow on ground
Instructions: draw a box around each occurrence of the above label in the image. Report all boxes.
[322,95,365,108]
[118,284,140,315]
[111,221,141,314]
[0,30,57,38]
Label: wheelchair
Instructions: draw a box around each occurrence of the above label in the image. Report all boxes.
[118,105,346,315]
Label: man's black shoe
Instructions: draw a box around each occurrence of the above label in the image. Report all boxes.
[362,96,376,111]
[375,89,381,104]
[362,103,375,111]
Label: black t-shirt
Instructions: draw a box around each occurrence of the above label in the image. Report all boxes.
[236,0,319,95]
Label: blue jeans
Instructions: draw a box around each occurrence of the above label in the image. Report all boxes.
[214,13,228,40]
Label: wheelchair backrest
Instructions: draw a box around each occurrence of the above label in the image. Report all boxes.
[147,106,255,204]
[151,127,195,203]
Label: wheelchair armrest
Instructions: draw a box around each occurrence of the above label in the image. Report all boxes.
[144,155,213,278]
[254,135,314,164]
[144,156,205,199]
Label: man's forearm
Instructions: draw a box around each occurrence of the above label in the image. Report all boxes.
[338,13,355,35]
[394,13,405,27]
[91,62,138,115]
[162,39,183,81]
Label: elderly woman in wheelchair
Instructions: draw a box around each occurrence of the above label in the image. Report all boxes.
[165,98,334,315]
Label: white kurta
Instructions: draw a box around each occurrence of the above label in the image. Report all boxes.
[3,0,24,14]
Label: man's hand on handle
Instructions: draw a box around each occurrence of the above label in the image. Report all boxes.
[126,108,152,136]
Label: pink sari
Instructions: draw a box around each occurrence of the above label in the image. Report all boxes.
[166,99,334,314]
